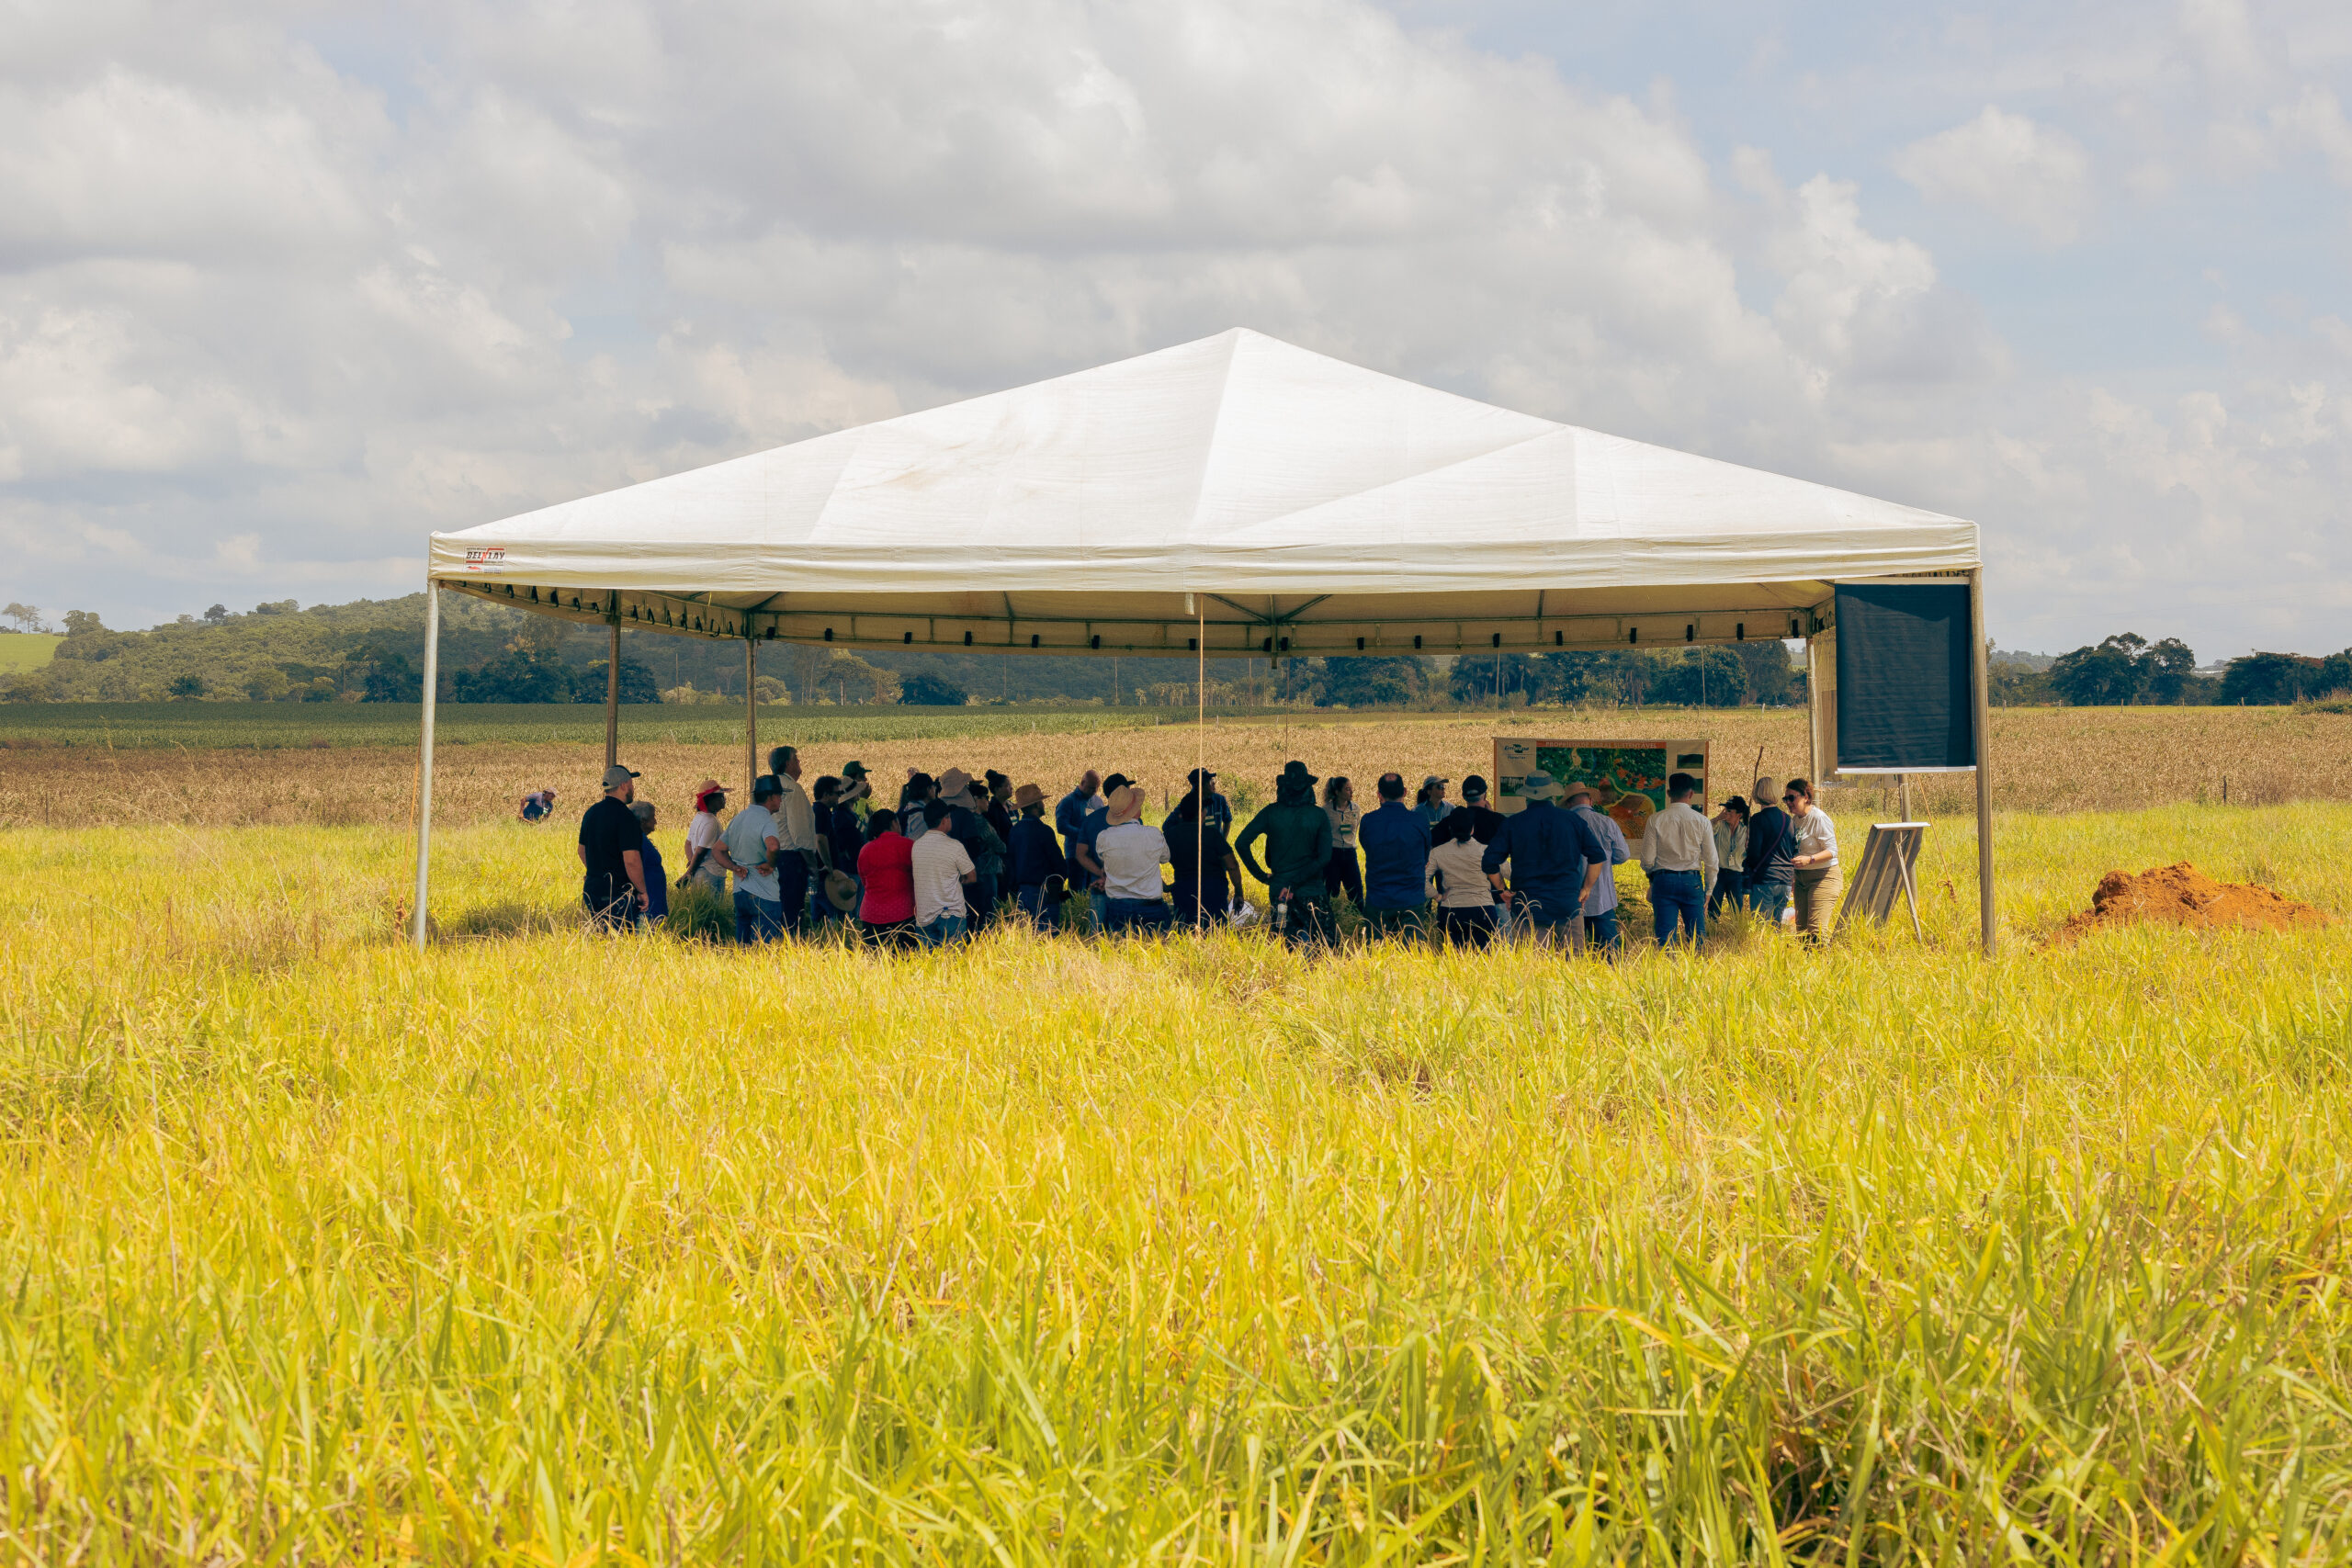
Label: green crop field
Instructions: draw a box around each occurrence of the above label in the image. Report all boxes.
[0,633,58,672]
[2,709,2350,1562]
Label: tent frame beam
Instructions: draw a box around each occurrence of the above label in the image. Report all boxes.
[434,578,1836,657]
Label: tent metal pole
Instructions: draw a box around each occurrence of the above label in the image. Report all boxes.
[744,639,757,794]
[604,618,620,769]
[1804,635,1820,784]
[410,580,440,952]
[1969,568,1996,957]
[1196,595,1205,930]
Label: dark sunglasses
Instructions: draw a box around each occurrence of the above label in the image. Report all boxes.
[1781,793,1799,803]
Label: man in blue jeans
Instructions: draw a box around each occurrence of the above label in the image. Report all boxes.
[1356,772,1431,938]
[1639,772,1719,946]
[1743,776,1795,927]
[1564,782,1630,953]
[1480,771,1607,950]
[721,774,786,942]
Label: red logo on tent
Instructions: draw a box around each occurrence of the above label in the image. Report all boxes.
[465,546,506,570]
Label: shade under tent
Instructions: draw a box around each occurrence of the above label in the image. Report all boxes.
[417,328,1995,950]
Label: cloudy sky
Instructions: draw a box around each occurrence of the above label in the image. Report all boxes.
[3,0,2346,657]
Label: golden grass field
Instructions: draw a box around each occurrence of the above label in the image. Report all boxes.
[4,704,2348,830]
[3,706,2352,1562]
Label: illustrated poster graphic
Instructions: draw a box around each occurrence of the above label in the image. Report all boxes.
[1491,738,1710,848]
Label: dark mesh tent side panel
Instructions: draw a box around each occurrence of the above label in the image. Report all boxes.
[1833,582,1977,772]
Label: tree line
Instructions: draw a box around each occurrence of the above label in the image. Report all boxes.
[2,592,1814,708]
[1989,633,2351,706]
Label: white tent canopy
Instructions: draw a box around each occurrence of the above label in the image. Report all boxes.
[413,328,1994,953]
[428,328,1976,659]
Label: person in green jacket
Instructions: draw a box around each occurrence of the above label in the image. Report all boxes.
[1235,761,1336,945]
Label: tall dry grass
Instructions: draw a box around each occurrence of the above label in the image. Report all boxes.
[0,808,2347,1560]
[4,705,2349,829]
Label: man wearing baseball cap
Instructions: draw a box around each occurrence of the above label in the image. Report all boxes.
[838,760,874,815]
[1416,775,1451,828]
[1479,770,1608,950]
[1186,766,1232,837]
[577,763,649,930]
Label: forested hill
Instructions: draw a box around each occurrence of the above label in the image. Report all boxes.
[0,592,1810,709]
[0,595,1234,706]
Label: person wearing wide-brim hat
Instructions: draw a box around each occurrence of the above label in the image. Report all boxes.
[1234,761,1336,946]
[1560,779,1632,955]
[934,767,1006,930]
[1169,770,1244,931]
[1005,783,1065,931]
[681,780,735,895]
[1095,786,1175,935]
[1479,769,1610,952]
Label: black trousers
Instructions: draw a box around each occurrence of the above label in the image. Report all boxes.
[1439,906,1496,947]
[1324,848,1363,903]
[776,859,808,928]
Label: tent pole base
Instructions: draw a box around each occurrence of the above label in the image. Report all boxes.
[1970,569,1996,957]
[411,580,440,951]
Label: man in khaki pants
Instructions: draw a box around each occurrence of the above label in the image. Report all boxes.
[1783,778,1842,942]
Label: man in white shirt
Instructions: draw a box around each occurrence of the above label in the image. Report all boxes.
[1093,786,1172,934]
[910,799,978,945]
[720,777,786,942]
[766,745,821,931]
[1637,771,1719,947]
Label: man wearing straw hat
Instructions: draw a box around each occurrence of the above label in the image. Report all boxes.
[1094,785,1173,934]
[1006,783,1065,930]
[1479,770,1607,950]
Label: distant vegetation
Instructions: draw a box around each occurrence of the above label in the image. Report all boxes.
[16,595,2341,711]
[0,592,1808,711]
[1991,633,2352,707]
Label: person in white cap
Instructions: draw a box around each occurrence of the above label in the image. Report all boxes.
[577,763,648,930]
[1415,775,1451,828]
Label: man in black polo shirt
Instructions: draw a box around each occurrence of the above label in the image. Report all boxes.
[1458,774,1506,843]
[578,763,649,929]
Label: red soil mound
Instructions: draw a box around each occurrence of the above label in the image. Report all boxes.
[2054,862,2330,944]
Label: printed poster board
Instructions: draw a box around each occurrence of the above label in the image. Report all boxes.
[1491,738,1710,849]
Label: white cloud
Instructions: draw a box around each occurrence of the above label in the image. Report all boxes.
[1892,107,2093,243]
[2269,85,2352,183]
[0,0,2344,654]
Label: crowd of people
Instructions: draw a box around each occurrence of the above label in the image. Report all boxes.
[570,746,1843,951]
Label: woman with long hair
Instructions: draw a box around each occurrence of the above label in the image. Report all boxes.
[1321,775,1363,907]
[1783,778,1841,942]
